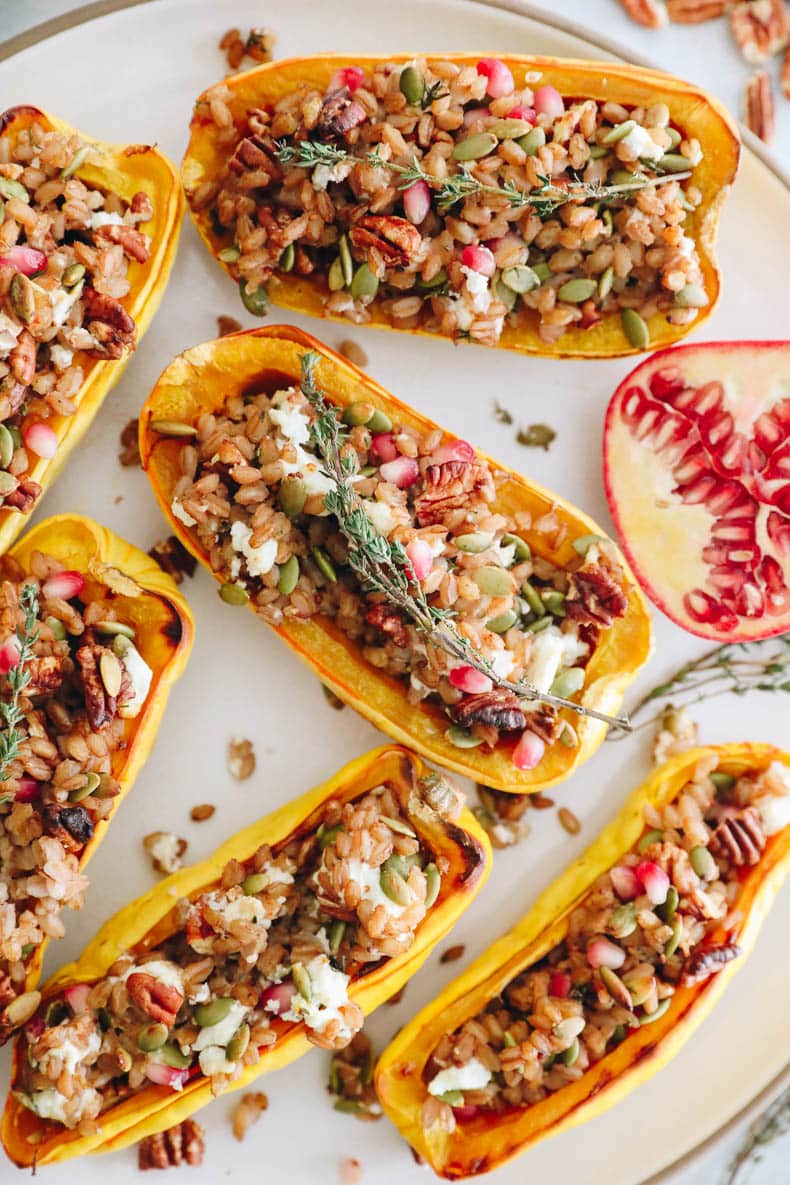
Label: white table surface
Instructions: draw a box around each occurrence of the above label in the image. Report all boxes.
[0,2,786,1184]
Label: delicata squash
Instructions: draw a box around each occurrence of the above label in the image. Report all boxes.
[1,746,490,1166]
[376,743,790,1178]
[0,514,193,1044]
[0,106,183,552]
[182,53,739,357]
[139,325,652,792]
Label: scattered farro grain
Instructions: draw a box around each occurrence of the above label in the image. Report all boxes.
[531,794,555,810]
[730,0,790,63]
[217,314,243,336]
[138,1120,205,1169]
[118,418,141,468]
[558,806,581,835]
[667,0,726,21]
[148,536,197,586]
[190,803,216,822]
[245,28,275,63]
[744,70,776,142]
[618,0,668,25]
[227,736,256,781]
[440,944,466,964]
[339,1157,363,1185]
[231,1091,268,1141]
[337,339,369,368]
[143,831,187,875]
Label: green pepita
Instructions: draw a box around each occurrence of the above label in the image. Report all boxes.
[0,424,14,470]
[600,965,633,1010]
[194,996,235,1028]
[69,772,101,802]
[158,1042,191,1069]
[598,265,614,301]
[279,243,295,272]
[521,581,546,617]
[664,916,682,959]
[417,268,449,292]
[540,589,566,617]
[0,472,18,496]
[601,207,615,233]
[399,65,425,106]
[61,262,85,288]
[501,265,539,295]
[710,770,736,793]
[638,828,663,853]
[311,545,337,583]
[0,177,29,202]
[277,555,300,597]
[112,635,132,660]
[366,408,392,433]
[60,146,89,180]
[329,919,347,956]
[95,619,135,640]
[531,261,551,283]
[334,1098,366,1114]
[588,143,610,159]
[218,246,241,263]
[658,884,679,922]
[666,127,682,148]
[550,667,585,699]
[674,283,708,309]
[452,133,498,162]
[278,475,307,518]
[328,256,346,291]
[10,273,35,323]
[440,1090,465,1106]
[239,279,269,317]
[639,997,672,1026]
[241,872,268,895]
[219,581,249,605]
[502,533,531,562]
[502,1030,517,1048]
[517,127,546,156]
[659,153,691,173]
[486,609,518,634]
[494,276,517,311]
[561,1038,580,1066]
[137,1023,169,1052]
[150,419,196,438]
[474,566,513,597]
[292,963,312,1001]
[380,864,412,907]
[226,1023,250,1062]
[621,307,650,350]
[338,235,354,287]
[379,814,417,838]
[611,169,646,186]
[446,725,483,749]
[488,118,534,140]
[557,278,597,304]
[623,970,655,1008]
[318,823,343,850]
[690,845,718,881]
[342,401,375,427]
[351,263,379,299]
[609,901,638,939]
[454,532,493,553]
[424,862,441,908]
[46,614,68,642]
[603,120,636,144]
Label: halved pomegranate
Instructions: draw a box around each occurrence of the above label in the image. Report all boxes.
[603,341,790,641]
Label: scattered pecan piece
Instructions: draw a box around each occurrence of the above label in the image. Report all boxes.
[364,603,409,648]
[130,191,154,220]
[82,287,136,358]
[138,1119,204,1169]
[731,0,790,62]
[524,706,561,745]
[617,0,668,27]
[119,417,141,467]
[245,27,275,62]
[451,688,526,732]
[415,465,493,526]
[24,654,66,694]
[219,27,246,70]
[217,314,243,336]
[228,136,278,179]
[1,378,28,417]
[478,785,530,823]
[76,637,120,728]
[94,223,150,263]
[744,70,776,143]
[148,535,197,585]
[41,802,94,852]
[228,736,255,780]
[143,830,188,875]
[565,562,629,628]
[680,941,741,986]
[667,0,726,20]
[4,479,41,513]
[127,971,184,1026]
[316,88,367,140]
[231,1091,268,1141]
[711,807,766,866]
[349,215,421,268]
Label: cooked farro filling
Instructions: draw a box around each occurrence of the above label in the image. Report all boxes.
[421,759,790,1133]
[190,58,707,347]
[17,777,450,1131]
[169,383,629,770]
[0,552,154,1032]
[0,119,154,512]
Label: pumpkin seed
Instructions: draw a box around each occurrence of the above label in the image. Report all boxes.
[502,1030,517,1048]
[0,177,29,201]
[399,65,425,106]
[573,533,607,557]
[639,997,672,1026]
[0,472,18,496]
[599,965,633,1010]
[486,609,518,634]
[446,725,483,749]
[69,772,101,803]
[603,119,636,144]
[674,283,708,309]
[540,589,566,617]
[334,1098,365,1114]
[502,533,530,562]
[93,773,117,799]
[664,916,682,959]
[488,118,534,140]
[611,169,646,186]
[494,276,517,311]
[278,475,307,518]
[527,615,553,634]
[10,273,35,323]
[666,127,682,148]
[7,425,20,450]
[99,651,123,698]
[366,408,392,433]
[351,263,379,299]
[561,1038,580,1066]
[543,1053,557,1071]
[659,152,691,173]
[474,565,513,597]
[242,872,268,895]
[137,1023,169,1052]
[598,265,614,301]
[95,620,135,640]
[239,279,269,317]
[710,770,736,793]
[329,919,347,956]
[60,146,89,179]
[557,278,597,304]
[219,581,249,605]
[112,634,132,660]
[588,143,610,159]
[531,261,551,283]
[318,823,343,849]
[339,234,354,287]
[559,722,579,748]
[452,132,498,161]
[621,307,650,350]
[380,863,412,907]
[440,1090,465,1106]
[328,256,346,291]
[150,419,196,437]
[0,425,14,470]
[379,814,417,838]
[383,852,417,879]
[159,1041,191,1068]
[521,581,546,617]
[609,901,638,939]
[553,1016,585,1045]
[292,963,312,1001]
[611,1023,626,1046]
[601,207,615,233]
[279,243,295,272]
[342,401,375,427]
[517,127,546,156]
[424,862,441,908]
[45,1000,68,1027]
[658,884,679,922]
[638,828,663,853]
[218,246,240,263]
[277,555,300,597]
[62,262,85,288]
[194,996,235,1027]
[501,265,539,295]
[550,667,585,699]
[623,969,654,1007]
[417,268,449,292]
[311,545,337,583]
[455,531,493,553]
[226,1023,250,1061]
[690,845,718,881]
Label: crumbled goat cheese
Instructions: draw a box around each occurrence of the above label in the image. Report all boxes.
[522,627,585,694]
[283,955,352,1038]
[124,959,184,994]
[230,521,278,578]
[118,642,152,719]
[269,396,336,498]
[488,649,518,681]
[0,313,22,353]
[28,1087,100,1123]
[198,1046,234,1077]
[48,285,82,328]
[49,343,74,370]
[362,499,397,537]
[620,125,664,161]
[345,857,409,920]
[204,890,270,928]
[171,498,197,528]
[311,160,354,191]
[460,266,492,314]
[193,1000,248,1051]
[757,794,790,837]
[38,1028,101,1078]
[87,210,126,229]
[428,1057,492,1096]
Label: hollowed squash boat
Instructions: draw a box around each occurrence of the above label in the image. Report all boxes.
[139,325,652,793]
[1,746,489,1165]
[376,743,790,1177]
[181,53,739,358]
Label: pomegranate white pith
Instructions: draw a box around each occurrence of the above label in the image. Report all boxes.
[604,342,790,641]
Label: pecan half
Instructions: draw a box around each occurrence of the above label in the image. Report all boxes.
[710,807,766,866]
[680,941,741,986]
[138,1119,205,1169]
[76,637,123,729]
[744,70,775,144]
[667,0,726,20]
[523,706,561,744]
[25,654,66,694]
[415,465,493,527]
[565,562,629,628]
[349,215,421,268]
[4,479,41,513]
[130,190,153,220]
[365,603,409,648]
[316,88,367,139]
[126,971,184,1027]
[617,0,668,27]
[9,329,35,385]
[82,287,136,359]
[94,223,150,264]
[41,802,94,852]
[228,136,279,183]
[451,688,526,732]
[731,0,789,63]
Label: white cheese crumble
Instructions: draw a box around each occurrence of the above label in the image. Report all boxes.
[87,210,126,229]
[311,160,354,191]
[48,285,81,329]
[193,1000,248,1051]
[38,1028,101,1078]
[269,394,335,499]
[230,521,278,578]
[0,312,21,353]
[460,266,492,314]
[118,642,153,719]
[124,959,184,994]
[755,764,790,835]
[522,628,568,694]
[198,1046,234,1077]
[28,1087,100,1123]
[620,125,664,161]
[428,1057,492,1097]
[49,343,74,371]
[362,499,397,537]
[345,857,409,920]
[204,890,269,928]
[487,649,517,681]
[282,955,352,1039]
[171,498,197,528]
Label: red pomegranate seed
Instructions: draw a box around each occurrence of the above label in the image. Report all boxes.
[41,570,85,601]
[379,456,419,489]
[329,66,365,92]
[14,778,40,803]
[452,1103,480,1121]
[260,980,297,1015]
[63,982,92,1014]
[449,665,493,695]
[610,864,640,900]
[587,937,626,970]
[512,729,545,771]
[430,439,475,466]
[461,243,496,277]
[635,860,670,906]
[533,85,564,120]
[403,179,431,225]
[476,58,515,99]
[405,537,434,581]
[23,421,58,459]
[145,1062,190,1090]
[505,105,535,122]
[0,245,46,275]
[549,971,572,998]
[369,433,399,463]
[0,635,21,675]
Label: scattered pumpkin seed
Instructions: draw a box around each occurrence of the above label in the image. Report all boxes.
[674,283,708,309]
[621,307,650,350]
[292,963,312,1001]
[516,423,556,450]
[659,152,691,173]
[521,581,546,617]
[601,206,615,233]
[639,997,672,1026]
[61,262,85,288]
[598,265,614,301]
[609,901,638,939]
[452,132,498,161]
[658,884,679,923]
[488,118,533,140]
[486,609,518,634]
[572,533,607,556]
[0,177,29,201]
[338,234,354,287]
[399,65,425,106]
[380,864,412,907]
[502,1030,517,1048]
[603,120,636,144]
[561,1038,580,1066]
[666,127,682,148]
[417,268,449,292]
[557,277,597,304]
[502,533,531,562]
[550,667,585,699]
[455,531,493,553]
[342,401,375,427]
[600,965,633,1010]
[329,919,347,956]
[559,722,579,748]
[311,545,337,583]
[588,143,610,159]
[424,862,441,908]
[45,1000,68,1027]
[474,565,513,597]
[112,635,132,661]
[611,168,646,186]
[318,823,343,849]
[527,614,553,634]
[664,916,682,959]
[623,969,654,1007]
[638,828,663,853]
[99,650,123,698]
[554,1016,585,1045]
[219,581,249,605]
[226,1023,250,1062]
[366,408,392,433]
[158,1041,191,1068]
[45,617,66,642]
[690,845,718,881]
[60,146,89,179]
[69,772,101,803]
[379,814,417,838]
[500,265,539,295]
[95,620,135,640]
[0,472,18,496]
[531,261,551,283]
[9,273,35,323]
[150,419,196,437]
[218,245,241,263]
[710,770,736,793]
[277,555,300,597]
[194,996,235,1027]
[540,589,566,616]
[494,277,517,311]
[517,126,546,156]
[351,263,379,299]
[440,1090,465,1106]
[446,725,483,749]
[279,243,295,272]
[0,424,14,470]
[328,256,346,291]
[278,475,307,518]
[242,872,268,895]
[239,279,269,317]
[137,1023,169,1052]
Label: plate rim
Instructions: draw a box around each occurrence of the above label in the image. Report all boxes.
[1,2,787,1181]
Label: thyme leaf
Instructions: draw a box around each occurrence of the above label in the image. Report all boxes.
[721,1084,790,1185]
[0,583,40,791]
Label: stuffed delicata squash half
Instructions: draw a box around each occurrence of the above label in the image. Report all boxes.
[140,325,652,793]
[0,106,183,552]
[0,514,193,1044]
[182,53,739,357]
[376,743,790,1178]
[1,746,489,1166]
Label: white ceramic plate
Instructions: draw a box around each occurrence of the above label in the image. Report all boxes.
[1,3,788,1182]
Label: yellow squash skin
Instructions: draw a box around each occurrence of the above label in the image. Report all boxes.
[0,106,184,554]
[0,513,194,1030]
[139,324,653,793]
[1,745,490,1166]
[181,53,740,359]
[376,743,790,1178]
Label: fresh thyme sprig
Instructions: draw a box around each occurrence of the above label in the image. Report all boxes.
[300,352,629,732]
[275,140,691,216]
[721,1083,790,1185]
[610,635,790,740]
[0,583,40,789]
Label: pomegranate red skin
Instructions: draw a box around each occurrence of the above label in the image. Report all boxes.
[603,341,790,642]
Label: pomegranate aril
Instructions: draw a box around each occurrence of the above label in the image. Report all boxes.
[41,570,85,601]
[506,106,536,122]
[767,511,790,554]
[430,440,474,466]
[587,937,626,970]
[369,433,399,463]
[260,980,297,1015]
[635,860,670,906]
[379,456,419,489]
[512,730,545,771]
[449,665,494,695]
[649,368,684,400]
[63,982,92,1014]
[773,486,790,515]
[146,1062,189,1090]
[403,180,431,225]
[23,421,58,459]
[452,1104,480,1121]
[461,244,496,276]
[0,245,47,275]
[0,635,21,674]
[549,971,572,998]
[329,66,365,92]
[476,58,515,99]
[405,538,434,581]
[610,865,640,900]
[684,590,739,630]
[533,84,564,120]
[14,777,40,803]
[676,474,720,505]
